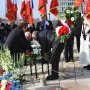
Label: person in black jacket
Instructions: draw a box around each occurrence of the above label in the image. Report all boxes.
[36,15,54,32]
[46,19,65,80]
[5,21,33,61]
[35,15,54,61]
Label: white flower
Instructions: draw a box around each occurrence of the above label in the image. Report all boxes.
[1,80,8,85]
[71,17,75,21]
[71,10,74,13]
[1,80,8,90]
[66,10,70,14]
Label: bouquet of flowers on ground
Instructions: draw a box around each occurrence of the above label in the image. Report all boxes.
[55,23,71,43]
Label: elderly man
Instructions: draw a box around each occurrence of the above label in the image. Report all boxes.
[36,15,54,61]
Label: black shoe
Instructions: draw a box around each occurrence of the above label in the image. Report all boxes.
[86,67,90,70]
[86,65,90,70]
[46,74,59,80]
[83,65,90,69]
[66,60,70,62]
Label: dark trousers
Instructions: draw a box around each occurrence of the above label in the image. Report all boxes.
[38,30,54,62]
[50,41,64,75]
[64,36,74,62]
[75,36,80,52]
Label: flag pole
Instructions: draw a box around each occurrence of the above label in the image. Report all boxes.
[48,13,50,20]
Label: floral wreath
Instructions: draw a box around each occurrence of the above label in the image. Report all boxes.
[64,6,81,27]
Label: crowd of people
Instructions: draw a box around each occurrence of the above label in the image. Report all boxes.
[0,13,90,81]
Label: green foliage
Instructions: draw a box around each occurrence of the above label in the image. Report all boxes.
[64,6,81,22]
[0,47,25,82]
[26,51,41,64]
[0,48,13,72]
[56,34,70,43]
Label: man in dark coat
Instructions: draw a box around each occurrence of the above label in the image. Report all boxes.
[73,12,83,52]
[5,21,32,60]
[36,15,54,60]
[46,19,65,80]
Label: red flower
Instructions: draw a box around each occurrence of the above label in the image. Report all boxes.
[58,26,69,36]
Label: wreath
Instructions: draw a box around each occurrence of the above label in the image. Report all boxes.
[64,6,83,35]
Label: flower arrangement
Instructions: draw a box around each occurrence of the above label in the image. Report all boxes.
[0,47,24,90]
[64,6,81,28]
[26,43,41,64]
[55,25,70,43]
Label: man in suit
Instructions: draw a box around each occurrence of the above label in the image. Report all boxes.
[36,15,54,61]
[5,21,32,61]
[73,12,83,52]
[46,19,65,80]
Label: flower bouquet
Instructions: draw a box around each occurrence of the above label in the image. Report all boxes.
[55,25,70,43]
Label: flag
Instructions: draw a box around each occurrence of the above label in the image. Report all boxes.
[6,0,17,22]
[50,0,59,16]
[6,0,12,11]
[13,0,18,20]
[74,0,83,7]
[38,0,47,17]
[85,0,90,20]
[20,0,33,26]
[20,0,26,18]
[25,0,33,26]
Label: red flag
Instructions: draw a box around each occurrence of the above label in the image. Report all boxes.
[26,0,33,26]
[13,0,18,20]
[6,0,17,22]
[74,0,83,7]
[20,0,26,18]
[38,0,47,17]
[85,0,90,20]
[6,0,12,10]
[50,0,59,16]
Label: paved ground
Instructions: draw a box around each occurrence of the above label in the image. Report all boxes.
[22,39,90,90]
[22,52,90,90]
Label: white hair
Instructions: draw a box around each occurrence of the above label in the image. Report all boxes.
[24,31,31,40]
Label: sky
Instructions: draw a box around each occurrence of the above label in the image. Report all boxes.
[0,0,56,20]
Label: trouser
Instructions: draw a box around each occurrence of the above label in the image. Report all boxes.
[50,41,64,75]
[38,30,55,62]
[76,36,80,52]
[64,36,74,62]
